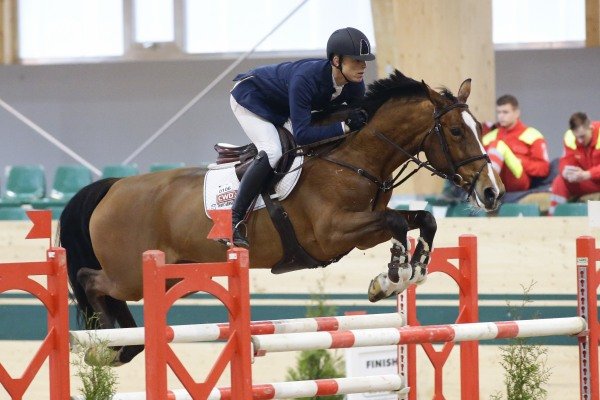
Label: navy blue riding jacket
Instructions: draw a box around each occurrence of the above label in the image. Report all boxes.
[231,58,365,145]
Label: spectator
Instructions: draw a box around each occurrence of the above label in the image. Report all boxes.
[482,95,550,193]
[549,112,600,215]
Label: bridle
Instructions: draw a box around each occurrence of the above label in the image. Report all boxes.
[322,101,491,205]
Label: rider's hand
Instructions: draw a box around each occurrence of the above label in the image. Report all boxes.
[344,109,368,132]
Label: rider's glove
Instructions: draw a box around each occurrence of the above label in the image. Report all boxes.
[344,109,368,132]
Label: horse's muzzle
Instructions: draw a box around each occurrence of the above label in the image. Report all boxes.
[480,185,504,210]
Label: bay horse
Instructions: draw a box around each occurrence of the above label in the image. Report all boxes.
[60,70,504,365]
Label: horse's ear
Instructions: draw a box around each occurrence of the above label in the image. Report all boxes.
[457,78,472,103]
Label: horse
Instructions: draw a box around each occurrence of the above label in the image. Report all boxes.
[59,70,505,365]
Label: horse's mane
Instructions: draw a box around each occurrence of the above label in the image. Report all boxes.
[312,69,434,123]
[363,69,428,110]
[438,87,458,102]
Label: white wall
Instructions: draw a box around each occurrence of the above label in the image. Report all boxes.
[0,47,598,192]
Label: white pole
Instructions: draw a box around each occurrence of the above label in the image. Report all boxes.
[252,317,587,353]
[69,312,405,348]
[121,0,311,165]
[0,97,102,176]
[78,374,406,400]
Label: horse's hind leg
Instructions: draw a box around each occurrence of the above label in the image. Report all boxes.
[105,297,144,364]
[77,267,139,366]
[76,267,119,329]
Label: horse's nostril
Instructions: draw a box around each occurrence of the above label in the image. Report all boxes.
[484,187,497,203]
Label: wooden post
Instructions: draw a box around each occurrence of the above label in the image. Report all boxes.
[0,0,17,64]
[371,0,495,195]
[587,0,600,47]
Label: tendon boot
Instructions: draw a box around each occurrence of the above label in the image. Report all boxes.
[231,151,274,248]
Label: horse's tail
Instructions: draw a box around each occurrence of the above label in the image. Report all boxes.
[59,178,120,329]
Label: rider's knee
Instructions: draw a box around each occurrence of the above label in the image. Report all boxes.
[260,145,282,168]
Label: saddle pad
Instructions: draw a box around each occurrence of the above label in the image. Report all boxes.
[203,156,303,218]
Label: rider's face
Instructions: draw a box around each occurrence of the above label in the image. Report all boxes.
[341,57,367,83]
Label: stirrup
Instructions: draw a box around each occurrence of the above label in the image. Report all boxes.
[232,221,249,248]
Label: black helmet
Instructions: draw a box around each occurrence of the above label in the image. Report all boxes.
[326,27,375,62]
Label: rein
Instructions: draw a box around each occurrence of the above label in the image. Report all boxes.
[321,101,491,205]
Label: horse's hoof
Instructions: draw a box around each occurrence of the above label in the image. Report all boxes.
[368,272,409,302]
[84,346,120,367]
[368,274,387,303]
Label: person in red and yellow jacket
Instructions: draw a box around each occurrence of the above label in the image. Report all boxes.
[482,95,550,192]
[549,112,600,215]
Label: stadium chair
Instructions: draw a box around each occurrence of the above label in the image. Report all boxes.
[0,165,46,204]
[0,206,28,220]
[149,162,185,172]
[498,203,540,217]
[30,165,93,210]
[101,164,139,179]
[446,203,486,217]
[49,165,93,201]
[553,202,588,217]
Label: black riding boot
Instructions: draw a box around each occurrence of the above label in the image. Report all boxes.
[231,151,273,248]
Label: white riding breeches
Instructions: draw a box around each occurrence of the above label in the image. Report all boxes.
[230,95,284,168]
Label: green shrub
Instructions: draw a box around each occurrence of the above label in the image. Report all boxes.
[71,315,118,400]
[490,282,551,400]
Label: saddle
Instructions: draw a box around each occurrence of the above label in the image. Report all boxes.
[214,126,297,182]
[213,126,349,274]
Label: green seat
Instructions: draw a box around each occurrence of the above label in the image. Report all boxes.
[47,206,64,220]
[0,206,28,220]
[1,165,46,204]
[49,165,92,201]
[554,202,588,216]
[498,203,540,217]
[101,164,138,179]
[394,204,409,211]
[149,162,185,172]
[446,203,486,217]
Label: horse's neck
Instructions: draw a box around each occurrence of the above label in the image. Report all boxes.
[341,99,433,180]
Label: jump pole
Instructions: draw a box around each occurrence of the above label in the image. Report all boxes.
[73,375,405,400]
[251,317,587,353]
[69,312,405,348]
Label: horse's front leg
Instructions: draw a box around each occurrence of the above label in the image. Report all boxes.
[367,209,413,302]
[400,210,437,285]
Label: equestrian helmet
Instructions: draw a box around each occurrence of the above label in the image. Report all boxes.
[326,27,375,62]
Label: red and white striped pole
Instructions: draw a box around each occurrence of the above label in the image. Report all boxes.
[80,375,405,400]
[252,317,587,354]
[69,312,405,348]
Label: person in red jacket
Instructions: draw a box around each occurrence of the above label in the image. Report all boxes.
[482,95,550,192]
[549,112,600,215]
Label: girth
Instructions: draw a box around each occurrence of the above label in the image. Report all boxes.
[261,185,349,274]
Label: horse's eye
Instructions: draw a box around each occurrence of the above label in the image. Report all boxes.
[450,128,462,136]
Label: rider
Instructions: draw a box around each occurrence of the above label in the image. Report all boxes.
[229,27,376,248]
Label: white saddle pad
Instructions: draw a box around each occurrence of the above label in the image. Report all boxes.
[203,156,303,218]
